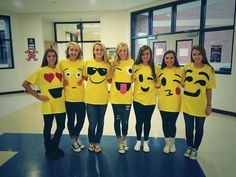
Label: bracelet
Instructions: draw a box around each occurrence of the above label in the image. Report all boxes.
[207,104,211,107]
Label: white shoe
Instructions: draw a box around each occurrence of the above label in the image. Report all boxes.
[118,143,125,154]
[189,148,197,160]
[71,141,81,152]
[123,139,129,151]
[170,138,176,153]
[77,138,85,149]
[184,147,192,157]
[134,140,141,151]
[143,141,150,153]
[163,138,171,153]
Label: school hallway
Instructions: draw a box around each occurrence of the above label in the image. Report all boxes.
[0,93,236,177]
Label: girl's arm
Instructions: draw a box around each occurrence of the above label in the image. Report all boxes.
[205,88,212,116]
[22,80,49,102]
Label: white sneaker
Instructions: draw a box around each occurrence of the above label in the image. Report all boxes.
[123,139,129,151]
[118,143,125,154]
[189,148,198,160]
[71,141,81,152]
[143,141,150,153]
[184,147,192,157]
[77,139,85,149]
[169,138,176,153]
[134,140,141,151]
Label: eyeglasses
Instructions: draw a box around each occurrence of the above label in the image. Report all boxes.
[88,67,107,76]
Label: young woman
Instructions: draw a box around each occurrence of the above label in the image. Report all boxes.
[83,42,111,153]
[22,48,66,159]
[157,50,183,154]
[182,45,216,160]
[59,42,85,152]
[109,42,134,154]
[132,45,160,152]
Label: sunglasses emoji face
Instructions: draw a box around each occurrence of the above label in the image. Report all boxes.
[88,67,107,84]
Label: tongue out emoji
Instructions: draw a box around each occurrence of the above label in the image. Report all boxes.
[120,83,127,94]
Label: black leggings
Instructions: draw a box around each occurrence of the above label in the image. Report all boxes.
[43,113,66,144]
[133,101,155,141]
[112,104,131,138]
[65,101,86,138]
[160,110,179,138]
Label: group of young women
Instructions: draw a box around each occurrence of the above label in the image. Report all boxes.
[22,42,216,161]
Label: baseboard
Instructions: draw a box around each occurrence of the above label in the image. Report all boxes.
[0,90,40,95]
[212,108,236,117]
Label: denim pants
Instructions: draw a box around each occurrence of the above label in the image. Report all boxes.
[87,104,107,144]
[112,104,131,138]
[65,101,86,138]
[183,112,206,150]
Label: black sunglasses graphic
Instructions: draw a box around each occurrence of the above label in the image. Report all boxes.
[88,67,107,76]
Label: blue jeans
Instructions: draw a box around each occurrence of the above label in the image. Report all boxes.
[87,104,107,144]
[183,112,206,150]
[65,101,86,138]
[112,104,131,138]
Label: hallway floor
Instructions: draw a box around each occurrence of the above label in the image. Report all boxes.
[0,93,236,177]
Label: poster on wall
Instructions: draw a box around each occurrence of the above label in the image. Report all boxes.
[210,45,222,62]
[25,38,38,61]
[106,48,116,60]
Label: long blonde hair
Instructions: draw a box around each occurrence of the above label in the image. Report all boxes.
[92,42,110,64]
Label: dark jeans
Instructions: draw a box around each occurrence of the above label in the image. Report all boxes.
[160,111,179,138]
[183,112,206,150]
[112,104,131,138]
[65,101,86,138]
[43,113,66,148]
[87,104,107,144]
[133,101,155,141]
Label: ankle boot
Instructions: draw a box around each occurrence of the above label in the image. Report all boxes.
[44,140,60,160]
[51,138,65,158]
[163,138,171,153]
[170,138,176,153]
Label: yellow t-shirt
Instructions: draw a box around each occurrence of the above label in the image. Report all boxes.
[83,59,111,105]
[157,67,184,112]
[26,66,66,114]
[109,58,134,104]
[59,59,85,102]
[181,63,216,117]
[133,64,160,105]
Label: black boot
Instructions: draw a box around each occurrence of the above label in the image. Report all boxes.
[44,140,60,160]
[51,138,65,158]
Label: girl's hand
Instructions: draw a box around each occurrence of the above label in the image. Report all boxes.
[37,95,49,102]
[205,105,212,116]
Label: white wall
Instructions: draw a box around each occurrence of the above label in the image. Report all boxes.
[0,2,236,113]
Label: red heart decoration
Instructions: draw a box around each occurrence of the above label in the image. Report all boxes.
[44,73,54,83]
[56,73,63,82]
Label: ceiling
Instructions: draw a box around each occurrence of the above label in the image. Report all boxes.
[0,0,161,14]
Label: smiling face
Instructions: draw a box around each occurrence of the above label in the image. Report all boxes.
[192,49,203,66]
[93,44,104,61]
[141,49,151,65]
[68,45,80,60]
[88,67,107,84]
[164,53,175,68]
[47,52,57,68]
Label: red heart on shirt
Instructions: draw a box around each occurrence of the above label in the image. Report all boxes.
[44,73,54,83]
[56,73,63,82]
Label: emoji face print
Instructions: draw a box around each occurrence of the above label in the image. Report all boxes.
[43,72,63,98]
[184,69,209,97]
[88,67,107,84]
[114,66,132,94]
[64,67,83,89]
[159,72,181,96]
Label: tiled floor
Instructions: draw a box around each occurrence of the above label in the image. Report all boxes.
[0,93,236,177]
